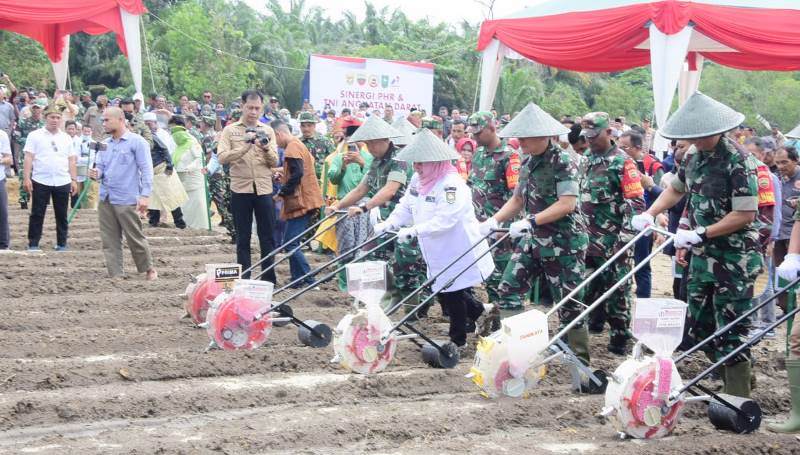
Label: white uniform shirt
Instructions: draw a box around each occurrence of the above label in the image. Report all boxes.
[385,172,495,293]
[0,130,11,181]
[23,127,77,186]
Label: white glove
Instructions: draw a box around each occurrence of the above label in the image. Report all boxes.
[396,227,417,244]
[778,254,800,282]
[509,219,532,239]
[479,217,499,236]
[631,213,655,232]
[373,222,391,236]
[674,228,703,249]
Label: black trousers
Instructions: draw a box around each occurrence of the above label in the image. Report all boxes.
[231,191,276,283]
[437,287,484,347]
[28,180,70,248]
[147,208,186,228]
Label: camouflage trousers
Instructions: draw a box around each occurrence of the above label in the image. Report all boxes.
[498,237,586,327]
[685,251,761,365]
[208,173,235,240]
[585,254,635,339]
[485,235,514,305]
[17,152,28,206]
[364,234,427,314]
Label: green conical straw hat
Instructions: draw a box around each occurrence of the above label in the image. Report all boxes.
[786,122,800,139]
[661,91,745,139]
[391,117,418,146]
[348,115,402,142]
[395,128,460,162]
[498,102,569,138]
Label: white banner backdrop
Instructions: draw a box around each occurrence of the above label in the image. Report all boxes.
[308,55,434,117]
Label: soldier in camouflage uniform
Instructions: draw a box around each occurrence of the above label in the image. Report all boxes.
[184,113,205,143]
[633,92,761,398]
[15,100,46,209]
[481,103,592,364]
[580,112,645,355]
[298,112,335,180]
[200,115,235,241]
[120,99,153,148]
[420,115,444,139]
[466,111,521,308]
[325,116,426,314]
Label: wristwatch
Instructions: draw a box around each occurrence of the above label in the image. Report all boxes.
[528,214,537,226]
[357,202,369,213]
[695,226,708,242]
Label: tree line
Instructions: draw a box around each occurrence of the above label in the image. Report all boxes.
[2,0,800,132]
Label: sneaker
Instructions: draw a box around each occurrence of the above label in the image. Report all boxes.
[54,245,69,252]
[608,335,631,356]
[27,245,41,252]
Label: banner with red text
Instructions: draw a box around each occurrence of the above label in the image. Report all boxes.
[308,54,434,117]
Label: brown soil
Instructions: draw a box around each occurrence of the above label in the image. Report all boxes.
[0,205,798,454]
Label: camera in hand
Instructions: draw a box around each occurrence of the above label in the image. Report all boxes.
[88,141,108,152]
[245,127,270,147]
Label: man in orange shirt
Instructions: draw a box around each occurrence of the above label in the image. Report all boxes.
[271,119,324,287]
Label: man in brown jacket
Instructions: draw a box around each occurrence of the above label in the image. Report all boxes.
[271,119,324,287]
[217,90,279,282]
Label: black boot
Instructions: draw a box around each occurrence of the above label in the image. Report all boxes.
[608,334,631,356]
[172,208,187,229]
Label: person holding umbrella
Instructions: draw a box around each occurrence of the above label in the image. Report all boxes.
[374,129,495,351]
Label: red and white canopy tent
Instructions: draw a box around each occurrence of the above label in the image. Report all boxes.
[0,0,146,97]
[477,0,800,146]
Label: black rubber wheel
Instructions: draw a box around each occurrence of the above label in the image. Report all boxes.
[708,394,762,434]
[297,320,332,348]
[580,369,609,395]
[272,304,293,328]
[421,342,459,369]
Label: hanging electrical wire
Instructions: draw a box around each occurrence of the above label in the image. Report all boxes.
[146,12,309,72]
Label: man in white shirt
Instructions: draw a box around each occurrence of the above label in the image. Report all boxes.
[0,128,12,250]
[22,103,78,251]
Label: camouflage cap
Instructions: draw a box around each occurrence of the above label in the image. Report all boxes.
[230,108,242,121]
[184,112,197,122]
[43,100,68,116]
[297,111,319,124]
[31,98,47,109]
[421,115,443,130]
[580,112,610,138]
[201,115,216,127]
[80,91,91,97]
[466,111,495,134]
[660,91,745,139]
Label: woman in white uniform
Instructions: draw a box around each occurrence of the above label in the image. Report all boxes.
[374,129,495,349]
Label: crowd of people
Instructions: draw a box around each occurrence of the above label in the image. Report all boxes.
[4,73,800,433]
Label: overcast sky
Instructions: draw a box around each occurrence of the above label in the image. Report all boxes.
[244,0,535,24]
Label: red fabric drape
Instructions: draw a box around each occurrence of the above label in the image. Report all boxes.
[0,0,146,61]
[477,1,800,72]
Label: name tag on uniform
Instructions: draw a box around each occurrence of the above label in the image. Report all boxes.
[410,188,419,197]
[445,187,456,204]
[425,195,436,202]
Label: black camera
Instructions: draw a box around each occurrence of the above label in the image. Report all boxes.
[88,141,107,152]
[245,127,270,147]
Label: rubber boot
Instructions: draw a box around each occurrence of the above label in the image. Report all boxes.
[723,360,751,398]
[567,326,591,366]
[768,359,800,433]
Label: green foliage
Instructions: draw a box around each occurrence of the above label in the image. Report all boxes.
[0,31,54,90]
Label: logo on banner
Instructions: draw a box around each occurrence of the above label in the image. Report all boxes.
[381,75,390,88]
[357,73,367,86]
[369,75,378,88]
[346,73,355,85]
[391,76,401,87]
